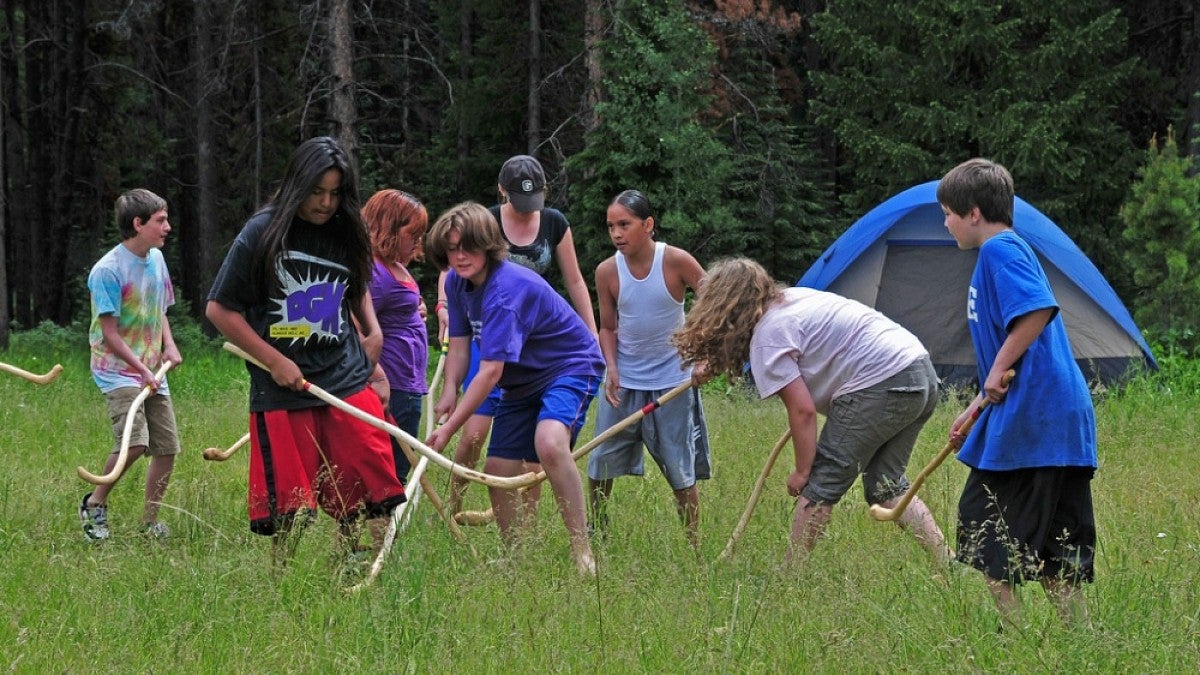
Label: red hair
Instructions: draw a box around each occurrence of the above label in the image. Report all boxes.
[363,189,428,262]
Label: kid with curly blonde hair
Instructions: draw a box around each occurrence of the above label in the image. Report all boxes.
[673,257,951,567]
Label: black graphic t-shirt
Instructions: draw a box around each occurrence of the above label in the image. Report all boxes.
[207,209,371,411]
[488,204,569,276]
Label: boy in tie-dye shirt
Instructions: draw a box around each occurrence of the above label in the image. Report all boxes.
[79,188,183,542]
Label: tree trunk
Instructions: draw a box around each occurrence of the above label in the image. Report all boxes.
[1,0,31,329]
[1187,4,1200,163]
[583,0,605,135]
[456,0,471,192]
[190,0,218,318]
[0,25,8,348]
[526,0,542,153]
[329,0,357,161]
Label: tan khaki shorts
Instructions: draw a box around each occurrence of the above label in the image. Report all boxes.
[104,388,181,456]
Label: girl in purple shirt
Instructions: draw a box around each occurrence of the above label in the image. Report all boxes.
[365,189,429,484]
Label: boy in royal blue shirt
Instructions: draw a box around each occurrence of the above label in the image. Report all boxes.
[940,158,1097,627]
[424,202,605,576]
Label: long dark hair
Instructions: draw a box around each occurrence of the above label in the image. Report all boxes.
[251,136,371,305]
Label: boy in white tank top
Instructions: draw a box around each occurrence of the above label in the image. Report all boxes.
[588,190,710,552]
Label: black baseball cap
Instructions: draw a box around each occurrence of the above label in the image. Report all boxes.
[498,155,546,213]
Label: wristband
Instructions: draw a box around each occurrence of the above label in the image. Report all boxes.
[435,301,446,313]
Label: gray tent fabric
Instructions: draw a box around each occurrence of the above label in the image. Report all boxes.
[799,183,1156,388]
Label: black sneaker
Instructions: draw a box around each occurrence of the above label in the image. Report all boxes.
[79,493,109,542]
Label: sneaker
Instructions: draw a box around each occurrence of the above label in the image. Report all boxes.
[79,493,109,542]
[142,521,170,540]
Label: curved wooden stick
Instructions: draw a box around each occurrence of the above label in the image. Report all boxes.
[222,342,539,488]
[202,432,250,462]
[513,380,695,495]
[868,370,1016,521]
[718,429,791,561]
[77,362,175,485]
[0,361,64,385]
[353,438,437,591]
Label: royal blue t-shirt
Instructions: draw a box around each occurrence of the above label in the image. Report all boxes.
[958,231,1097,471]
[446,260,603,400]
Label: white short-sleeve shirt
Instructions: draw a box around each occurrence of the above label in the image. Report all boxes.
[750,287,927,413]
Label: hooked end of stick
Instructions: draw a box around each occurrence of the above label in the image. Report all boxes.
[76,465,118,486]
[867,503,902,522]
[201,447,228,462]
[453,509,495,526]
[41,364,64,383]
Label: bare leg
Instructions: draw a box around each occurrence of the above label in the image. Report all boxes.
[985,576,1021,629]
[484,456,538,545]
[88,445,148,506]
[890,495,953,565]
[448,414,492,514]
[672,485,701,553]
[535,420,595,576]
[1043,577,1089,626]
[588,478,613,534]
[784,496,833,567]
[142,454,175,524]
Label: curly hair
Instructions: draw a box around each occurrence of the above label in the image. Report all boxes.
[364,189,428,263]
[671,257,783,378]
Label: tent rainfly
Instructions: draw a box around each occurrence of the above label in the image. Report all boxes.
[797,181,1157,388]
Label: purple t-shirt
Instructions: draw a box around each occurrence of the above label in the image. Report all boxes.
[369,259,428,395]
[446,260,603,400]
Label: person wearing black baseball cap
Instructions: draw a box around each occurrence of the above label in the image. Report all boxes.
[434,154,598,519]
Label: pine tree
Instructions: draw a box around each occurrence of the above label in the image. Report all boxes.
[1120,130,1200,354]
[568,0,734,273]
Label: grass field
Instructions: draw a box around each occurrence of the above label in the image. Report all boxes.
[2,337,1199,672]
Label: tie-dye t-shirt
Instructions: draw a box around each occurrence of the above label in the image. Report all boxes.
[87,243,175,393]
[206,210,372,412]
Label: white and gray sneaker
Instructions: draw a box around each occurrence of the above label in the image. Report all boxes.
[79,493,109,542]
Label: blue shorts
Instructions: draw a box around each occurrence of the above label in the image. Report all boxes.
[488,375,600,463]
[464,339,501,417]
[587,385,710,490]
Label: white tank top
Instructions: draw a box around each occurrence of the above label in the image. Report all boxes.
[615,242,691,389]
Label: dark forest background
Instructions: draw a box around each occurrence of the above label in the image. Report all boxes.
[1,0,1197,350]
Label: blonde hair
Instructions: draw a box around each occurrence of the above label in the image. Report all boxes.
[672,257,783,378]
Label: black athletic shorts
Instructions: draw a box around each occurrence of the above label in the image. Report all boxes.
[956,466,1096,585]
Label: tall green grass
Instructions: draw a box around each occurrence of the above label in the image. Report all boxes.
[2,336,1198,671]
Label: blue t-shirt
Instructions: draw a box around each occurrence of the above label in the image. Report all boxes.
[446,260,603,400]
[958,230,1097,471]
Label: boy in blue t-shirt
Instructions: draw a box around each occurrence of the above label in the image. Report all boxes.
[939,158,1097,626]
[424,202,605,576]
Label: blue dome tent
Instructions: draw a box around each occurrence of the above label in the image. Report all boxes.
[797,181,1156,387]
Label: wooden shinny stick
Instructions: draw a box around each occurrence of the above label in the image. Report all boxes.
[77,362,175,485]
[0,361,64,385]
[513,380,694,495]
[355,341,476,591]
[223,342,692,491]
[222,342,536,488]
[718,429,791,561]
[868,369,1016,522]
[400,340,456,536]
[202,432,250,462]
